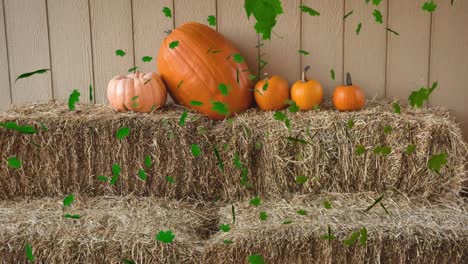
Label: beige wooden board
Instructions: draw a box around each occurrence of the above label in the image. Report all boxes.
[386,0,431,101]
[4,0,52,104]
[302,0,344,96]
[262,0,301,86]
[217,0,258,77]
[133,0,173,73]
[174,0,216,27]
[90,0,134,104]
[0,0,11,111]
[430,1,468,140]
[48,0,93,102]
[344,0,387,98]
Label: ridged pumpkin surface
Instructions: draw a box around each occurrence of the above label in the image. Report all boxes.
[157,22,253,120]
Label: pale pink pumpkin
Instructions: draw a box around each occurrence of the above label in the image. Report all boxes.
[107,71,167,113]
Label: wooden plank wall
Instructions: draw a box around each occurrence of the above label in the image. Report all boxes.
[0,0,467,139]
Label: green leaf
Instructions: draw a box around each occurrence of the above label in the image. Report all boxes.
[428,152,448,174]
[393,102,401,114]
[233,53,245,63]
[297,209,307,215]
[373,10,383,24]
[422,1,437,12]
[386,27,400,36]
[15,69,49,82]
[380,146,391,156]
[68,89,80,110]
[409,82,437,108]
[162,7,172,18]
[190,100,203,106]
[347,119,355,129]
[298,49,310,55]
[97,175,109,182]
[262,82,269,91]
[7,156,22,169]
[0,121,37,134]
[287,100,300,113]
[383,125,392,134]
[356,22,362,35]
[110,163,121,185]
[63,194,74,207]
[405,144,416,155]
[89,83,93,102]
[359,227,368,245]
[169,41,179,49]
[344,10,354,19]
[300,5,320,16]
[25,243,34,262]
[165,175,175,184]
[128,66,138,73]
[248,74,257,81]
[248,254,265,264]
[63,214,81,219]
[207,15,217,26]
[218,83,230,96]
[144,155,152,168]
[116,127,130,140]
[273,111,286,121]
[365,194,384,212]
[115,49,126,56]
[142,56,153,62]
[259,211,268,221]
[213,146,224,172]
[245,0,283,40]
[122,258,136,264]
[331,69,335,80]
[220,224,231,232]
[343,231,361,246]
[138,169,147,181]
[179,110,188,126]
[355,145,366,155]
[233,153,243,169]
[191,144,202,157]
[295,175,308,184]
[156,230,175,243]
[250,196,261,207]
[373,0,383,6]
[223,239,233,245]
[212,101,230,115]
[323,200,332,209]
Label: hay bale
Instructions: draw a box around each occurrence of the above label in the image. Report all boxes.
[0,196,217,263]
[203,193,468,264]
[0,100,466,201]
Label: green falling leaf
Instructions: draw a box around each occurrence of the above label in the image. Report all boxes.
[212,101,230,115]
[297,209,308,215]
[191,144,202,157]
[323,200,332,209]
[359,227,368,245]
[165,175,175,184]
[233,53,245,63]
[7,156,22,169]
[259,211,268,221]
[68,89,80,110]
[190,100,203,106]
[248,254,265,264]
[162,7,172,18]
[373,10,383,24]
[97,175,109,182]
[179,110,188,126]
[355,145,366,155]
[347,119,355,129]
[15,69,49,82]
[207,15,217,26]
[373,0,383,6]
[248,74,257,81]
[343,231,361,246]
[295,175,308,184]
[63,194,74,207]
[428,153,448,174]
[116,127,130,140]
[298,49,310,55]
[220,224,231,232]
[144,155,152,168]
[110,163,121,185]
[344,10,354,19]
[245,0,283,40]
[365,194,384,212]
[223,239,233,244]
[383,125,393,134]
[122,259,136,264]
[169,41,179,49]
[142,56,153,62]
[115,49,126,56]
[393,102,401,114]
[422,1,437,12]
[138,169,147,181]
[356,22,362,35]
[262,82,269,92]
[156,230,175,243]
[405,144,416,155]
[218,83,230,96]
[386,27,400,36]
[0,121,37,134]
[409,81,438,108]
[25,243,34,262]
[250,196,261,207]
[63,214,81,219]
[300,5,320,16]
[287,100,300,113]
[331,69,335,80]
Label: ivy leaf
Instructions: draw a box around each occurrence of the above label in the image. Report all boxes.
[25,243,34,262]
[249,74,257,81]
[142,56,152,62]
[405,144,416,155]
[298,49,310,55]
[347,119,355,129]
[207,15,217,26]
[300,5,320,16]
[190,100,203,106]
[297,209,307,215]
[63,194,74,207]
[110,163,121,185]
[220,224,231,232]
[428,153,448,174]
[212,101,230,115]
[262,82,269,91]
[156,230,175,243]
[287,100,300,113]
[144,155,152,168]
[138,169,147,181]
[169,41,179,49]
[0,122,37,134]
[63,214,81,219]
[115,49,126,56]
[248,254,265,264]
[68,89,80,110]
[343,231,360,246]
[409,81,438,108]
[191,144,202,157]
[359,227,368,245]
[422,1,437,12]
[245,0,283,40]
[223,239,234,245]
[295,175,308,184]
[165,175,175,184]
[383,125,392,134]
[356,22,362,35]
[122,259,136,264]
[330,69,335,80]
[15,69,49,82]
[233,53,245,63]
[97,175,109,182]
[365,194,384,212]
[7,156,22,169]
[355,145,366,155]
[392,102,401,114]
[259,211,268,221]
[116,127,130,140]
[373,0,383,6]
[179,110,188,126]
[250,196,261,207]
[218,83,230,96]
[323,200,332,209]
[373,10,383,24]
[162,7,172,18]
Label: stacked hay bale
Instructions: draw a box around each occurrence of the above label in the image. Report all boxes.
[0,101,466,263]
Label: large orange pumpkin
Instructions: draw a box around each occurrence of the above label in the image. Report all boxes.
[107,71,167,113]
[254,73,290,111]
[157,22,253,120]
[333,73,365,111]
[291,65,323,110]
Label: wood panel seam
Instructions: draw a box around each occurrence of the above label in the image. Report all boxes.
[383,0,390,98]
[130,0,136,69]
[87,0,96,103]
[45,0,54,100]
[342,0,346,83]
[1,0,11,104]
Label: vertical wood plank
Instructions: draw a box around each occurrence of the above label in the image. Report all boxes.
[386,0,431,101]
[90,0,134,104]
[217,0,258,76]
[133,0,173,73]
[302,0,344,96]
[0,0,11,111]
[430,1,468,140]
[174,0,216,28]
[344,0,387,97]
[4,0,52,104]
[262,0,301,85]
[48,0,93,102]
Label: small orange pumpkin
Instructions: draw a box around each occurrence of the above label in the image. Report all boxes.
[333,73,365,111]
[291,65,323,110]
[254,73,289,111]
[107,71,167,113]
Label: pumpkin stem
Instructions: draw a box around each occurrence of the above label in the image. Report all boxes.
[302,65,311,82]
[346,72,352,86]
